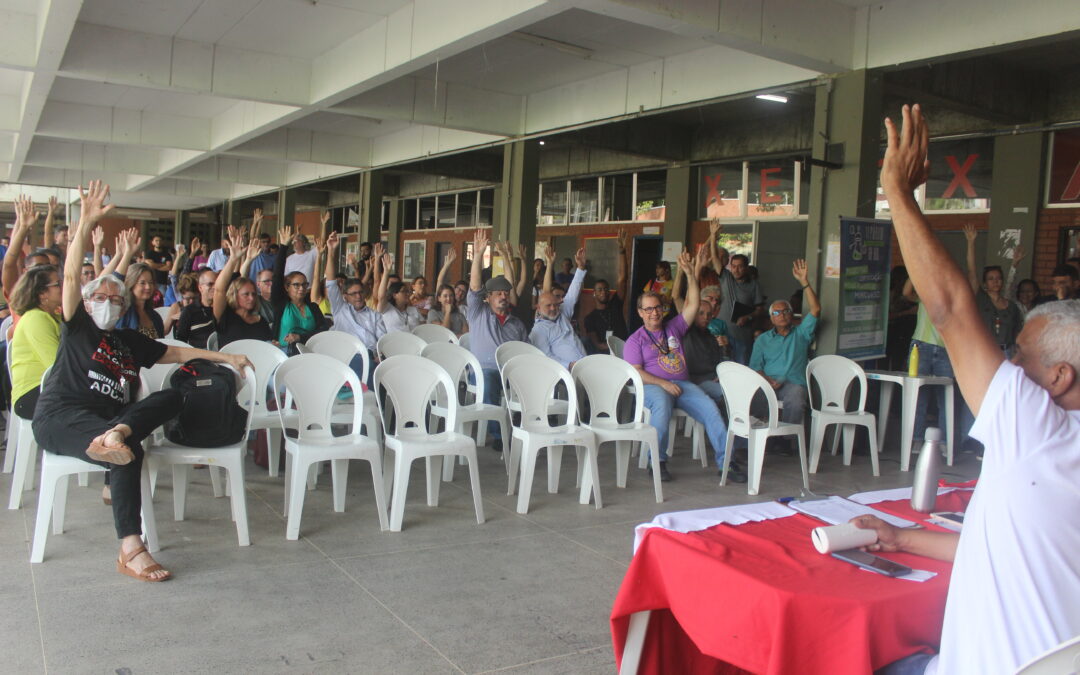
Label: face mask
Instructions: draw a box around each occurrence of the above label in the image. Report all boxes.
[89,300,122,331]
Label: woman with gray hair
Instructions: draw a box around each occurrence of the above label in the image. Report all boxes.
[32,181,252,583]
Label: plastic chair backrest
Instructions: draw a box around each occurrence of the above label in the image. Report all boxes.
[806,354,867,413]
[154,306,171,323]
[294,342,311,354]
[1015,634,1080,675]
[206,331,219,351]
[157,337,191,349]
[221,339,287,417]
[412,323,458,344]
[572,354,643,427]
[606,335,625,359]
[5,329,15,379]
[143,362,256,439]
[503,354,577,430]
[377,331,427,359]
[140,361,180,399]
[715,361,780,431]
[421,342,484,405]
[307,330,368,380]
[495,341,542,373]
[373,355,456,437]
[458,332,470,350]
[274,354,363,442]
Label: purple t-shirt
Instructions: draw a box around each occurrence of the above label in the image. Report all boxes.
[624,314,690,381]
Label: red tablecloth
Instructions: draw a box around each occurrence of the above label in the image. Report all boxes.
[611,491,973,675]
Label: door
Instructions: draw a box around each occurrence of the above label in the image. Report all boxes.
[627,235,662,333]
[754,220,808,311]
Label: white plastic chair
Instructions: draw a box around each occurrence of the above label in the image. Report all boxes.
[806,355,879,476]
[376,331,427,359]
[572,355,663,503]
[305,330,381,446]
[495,341,543,373]
[606,334,625,358]
[374,355,485,532]
[1015,634,1080,675]
[274,354,389,539]
[154,306,173,337]
[294,342,311,354]
[412,323,458,344]
[145,364,256,546]
[502,353,601,514]
[421,342,510,481]
[457,332,470,350]
[206,331,219,351]
[221,340,290,477]
[6,343,39,508]
[715,361,809,496]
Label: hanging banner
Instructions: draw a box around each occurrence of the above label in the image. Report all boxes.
[837,217,892,361]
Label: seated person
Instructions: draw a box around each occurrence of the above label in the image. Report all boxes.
[623,247,745,483]
[32,181,251,583]
[323,232,385,380]
[115,261,164,339]
[583,230,629,354]
[530,246,587,369]
[682,299,728,403]
[10,264,61,420]
[748,260,820,429]
[271,226,327,354]
[174,268,217,348]
[211,227,272,348]
[857,105,1080,674]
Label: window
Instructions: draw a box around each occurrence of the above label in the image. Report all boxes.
[601,174,634,221]
[698,163,745,219]
[437,194,456,228]
[746,160,796,218]
[457,191,477,228]
[924,138,992,211]
[419,196,436,229]
[540,181,567,226]
[635,171,666,221]
[402,198,418,230]
[478,189,494,227]
[569,178,599,223]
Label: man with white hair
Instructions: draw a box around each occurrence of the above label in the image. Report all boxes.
[854,105,1080,675]
[530,246,587,368]
[748,259,820,427]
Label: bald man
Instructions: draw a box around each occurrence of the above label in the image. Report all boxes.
[530,247,587,368]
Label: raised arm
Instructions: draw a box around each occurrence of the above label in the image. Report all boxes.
[114,229,139,277]
[469,229,488,292]
[63,181,115,320]
[707,220,725,275]
[212,227,246,322]
[310,235,326,304]
[92,226,105,276]
[435,247,456,290]
[370,242,384,295]
[671,258,687,313]
[881,104,1003,415]
[542,243,555,293]
[325,231,339,281]
[564,247,587,315]
[375,252,392,312]
[103,229,131,278]
[1005,244,1025,300]
[3,195,35,293]
[271,226,293,307]
[496,241,519,305]
[616,230,628,295]
[42,196,58,248]
[680,248,702,326]
[515,244,529,298]
[170,242,187,276]
[792,259,820,317]
[963,224,979,294]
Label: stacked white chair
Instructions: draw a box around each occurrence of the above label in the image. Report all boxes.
[806,355,880,476]
[572,355,663,503]
[457,332,470,350]
[145,364,257,546]
[420,342,510,481]
[376,331,427,359]
[274,354,389,539]
[715,361,810,496]
[606,334,625,358]
[502,353,601,514]
[374,355,485,532]
[221,340,290,477]
[305,331,381,445]
[412,323,458,344]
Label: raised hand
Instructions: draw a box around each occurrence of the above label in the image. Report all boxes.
[616,229,629,253]
[277,226,294,248]
[708,219,721,237]
[15,195,38,232]
[442,247,457,268]
[381,252,393,272]
[693,243,709,273]
[372,241,385,259]
[78,180,115,225]
[517,243,527,261]
[313,235,327,255]
[47,196,58,215]
[245,236,261,261]
[574,246,587,270]
[792,258,809,285]
[1011,244,1026,265]
[962,224,977,243]
[91,226,105,248]
[190,236,201,255]
[542,242,556,265]
[473,228,489,255]
[881,104,930,197]
[252,207,263,228]
[677,248,693,272]
[327,231,340,251]
[320,210,330,227]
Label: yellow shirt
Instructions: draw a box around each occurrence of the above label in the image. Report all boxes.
[11,307,60,403]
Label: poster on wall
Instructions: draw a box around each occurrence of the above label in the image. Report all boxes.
[836,217,892,361]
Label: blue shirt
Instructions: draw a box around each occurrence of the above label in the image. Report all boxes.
[326,279,385,350]
[749,313,818,387]
[206,248,228,272]
[247,251,275,278]
[465,288,528,371]
[529,268,586,368]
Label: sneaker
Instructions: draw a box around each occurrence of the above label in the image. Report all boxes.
[652,461,673,482]
[719,460,748,484]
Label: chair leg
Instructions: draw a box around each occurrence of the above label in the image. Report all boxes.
[306,462,318,491]
[53,474,70,535]
[719,431,735,486]
[172,464,189,521]
[24,432,39,492]
[30,464,60,563]
[842,425,856,466]
[867,421,881,477]
[209,465,224,497]
[149,460,159,497]
[2,412,16,473]
[464,450,485,525]
[746,433,768,496]
[574,446,584,489]
[7,424,36,509]
[367,455,389,531]
[547,446,563,494]
[506,436,520,496]
[615,441,629,488]
[285,456,309,541]
[441,435,456,482]
[809,419,827,474]
[515,443,538,514]
[795,430,810,492]
[331,458,349,512]
[579,442,602,509]
[282,452,293,517]
[389,453,412,532]
[140,463,159,554]
[226,459,249,546]
[647,440,664,503]
[425,456,442,507]
[829,425,842,456]
[266,429,281,478]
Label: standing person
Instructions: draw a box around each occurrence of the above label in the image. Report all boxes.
[963,225,1024,356]
[856,103,1080,675]
[465,228,528,451]
[245,209,275,279]
[583,229,629,354]
[284,211,324,284]
[211,229,272,348]
[530,246,587,368]
[323,231,385,377]
[271,226,327,354]
[173,268,217,349]
[32,180,251,583]
[554,257,575,288]
[205,237,229,272]
[143,235,173,296]
[642,260,674,315]
[1014,279,1041,316]
[1048,264,1078,301]
[708,221,764,365]
[624,247,743,483]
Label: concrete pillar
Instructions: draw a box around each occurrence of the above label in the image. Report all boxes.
[359,171,384,244]
[173,210,188,247]
[806,70,884,355]
[225,200,243,229]
[496,140,540,248]
[386,199,404,268]
[663,164,693,248]
[987,133,1045,280]
[277,189,297,232]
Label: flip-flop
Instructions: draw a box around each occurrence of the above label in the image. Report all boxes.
[116,546,171,582]
[86,433,134,465]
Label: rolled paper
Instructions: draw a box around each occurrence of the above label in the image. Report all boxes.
[812,522,878,554]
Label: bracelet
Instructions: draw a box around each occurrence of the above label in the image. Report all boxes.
[801,284,810,289]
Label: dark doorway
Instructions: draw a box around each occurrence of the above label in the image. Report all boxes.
[627,235,662,333]
[434,241,454,285]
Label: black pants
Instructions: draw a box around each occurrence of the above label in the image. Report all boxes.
[13,386,40,420]
[32,390,182,539]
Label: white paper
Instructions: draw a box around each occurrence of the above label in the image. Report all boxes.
[633,501,796,552]
[846,486,964,506]
[661,241,682,263]
[788,495,917,529]
[874,568,938,583]
[812,522,878,553]
[825,240,841,279]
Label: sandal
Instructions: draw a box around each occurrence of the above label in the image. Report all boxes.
[87,432,134,466]
[102,486,112,506]
[116,546,171,583]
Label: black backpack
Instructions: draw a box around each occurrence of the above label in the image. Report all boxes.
[164,359,248,447]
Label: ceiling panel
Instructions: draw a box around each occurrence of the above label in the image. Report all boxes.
[219,0,389,59]
[77,0,206,38]
[287,111,410,137]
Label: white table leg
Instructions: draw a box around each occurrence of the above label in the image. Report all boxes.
[876,381,895,452]
[944,383,955,466]
[900,381,920,472]
[619,610,651,675]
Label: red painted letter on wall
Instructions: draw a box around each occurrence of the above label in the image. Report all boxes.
[760,168,781,204]
[704,174,723,208]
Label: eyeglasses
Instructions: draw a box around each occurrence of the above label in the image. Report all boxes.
[43,282,60,288]
[181,295,197,302]
[257,279,272,285]
[89,293,125,307]
[770,308,793,316]
[639,306,663,314]
[343,290,363,297]
[288,282,310,289]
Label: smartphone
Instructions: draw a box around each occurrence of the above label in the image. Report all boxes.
[830,549,913,578]
[931,511,965,528]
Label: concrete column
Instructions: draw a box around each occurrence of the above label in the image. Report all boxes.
[807,70,884,355]
[987,132,1045,280]
[386,199,404,267]
[225,200,243,229]
[496,140,540,248]
[173,210,188,247]
[663,164,693,248]
[277,189,297,232]
[359,171,384,244]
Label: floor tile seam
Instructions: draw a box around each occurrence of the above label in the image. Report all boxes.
[21,509,50,674]
[325,529,555,563]
[548,529,631,568]
[305,537,468,675]
[470,645,611,674]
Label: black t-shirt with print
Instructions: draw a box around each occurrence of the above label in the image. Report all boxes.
[216,309,272,348]
[34,303,167,422]
[144,249,173,285]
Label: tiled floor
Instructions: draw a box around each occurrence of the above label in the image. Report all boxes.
[0,421,980,674]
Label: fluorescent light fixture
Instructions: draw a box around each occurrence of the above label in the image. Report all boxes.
[539,141,545,145]
[756,94,788,103]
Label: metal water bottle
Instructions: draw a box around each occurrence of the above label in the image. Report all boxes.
[910,427,943,513]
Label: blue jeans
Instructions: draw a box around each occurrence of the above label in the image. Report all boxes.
[643,380,728,464]
[875,652,934,675]
[731,338,752,366]
[911,341,973,444]
[480,367,502,440]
